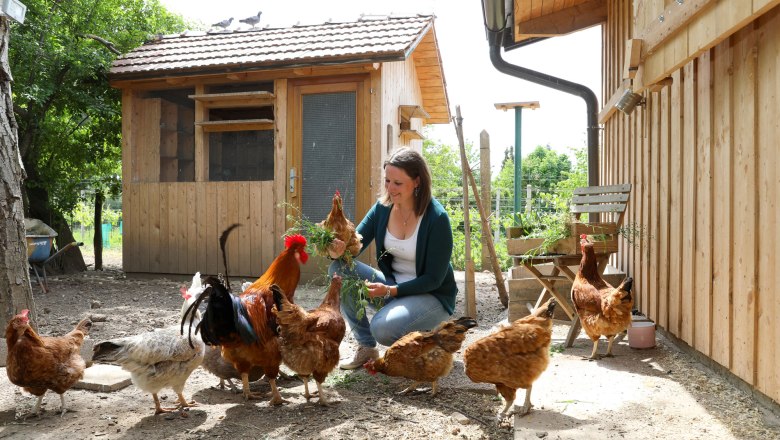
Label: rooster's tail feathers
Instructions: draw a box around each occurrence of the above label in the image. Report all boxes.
[453,317,478,332]
[232,295,259,344]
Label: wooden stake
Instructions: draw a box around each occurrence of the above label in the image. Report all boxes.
[454,106,509,308]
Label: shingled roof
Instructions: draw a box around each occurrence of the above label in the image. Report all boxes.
[110,15,449,123]
[112,15,431,77]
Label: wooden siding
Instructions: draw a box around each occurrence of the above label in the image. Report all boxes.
[122,182,276,277]
[381,58,427,154]
[602,3,780,403]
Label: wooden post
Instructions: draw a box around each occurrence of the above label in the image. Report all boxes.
[454,106,509,308]
[461,128,476,318]
[480,130,491,271]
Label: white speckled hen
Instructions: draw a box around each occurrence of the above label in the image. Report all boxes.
[92,273,206,415]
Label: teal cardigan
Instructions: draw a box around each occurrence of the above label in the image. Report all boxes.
[356,198,458,314]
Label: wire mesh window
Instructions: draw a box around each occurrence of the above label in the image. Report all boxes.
[301,92,357,222]
[208,130,274,181]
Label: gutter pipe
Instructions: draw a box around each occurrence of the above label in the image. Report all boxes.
[486,29,600,188]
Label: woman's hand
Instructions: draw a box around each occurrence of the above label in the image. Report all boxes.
[327,238,346,259]
[365,282,391,299]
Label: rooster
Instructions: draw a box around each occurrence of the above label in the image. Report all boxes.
[463,299,556,420]
[272,273,345,405]
[317,190,362,261]
[92,273,205,415]
[5,311,92,418]
[363,316,478,396]
[571,235,634,359]
[191,226,308,404]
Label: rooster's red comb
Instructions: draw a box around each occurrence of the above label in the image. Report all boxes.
[580,234,588,240]
[285,234,307,249]
[335,190,340,198]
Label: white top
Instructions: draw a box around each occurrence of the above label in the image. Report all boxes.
[384,215,423,284]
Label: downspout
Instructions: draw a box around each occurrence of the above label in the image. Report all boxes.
[486,31,600,188]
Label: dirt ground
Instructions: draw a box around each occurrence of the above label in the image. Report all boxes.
[1,250,779,439]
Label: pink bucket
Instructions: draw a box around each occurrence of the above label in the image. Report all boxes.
[628,321,656,349]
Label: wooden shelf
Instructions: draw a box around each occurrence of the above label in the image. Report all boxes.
[399,129,424,140]
[399,104,431,121]
[196,119,274,132]
[189,91,275,109]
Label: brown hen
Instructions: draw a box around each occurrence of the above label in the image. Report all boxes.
[572,235,634,359]
[317,191,362,260]
[6,310,92,418]
[272,273,345,404]
[464,299,556,420]
[363,316,477,395]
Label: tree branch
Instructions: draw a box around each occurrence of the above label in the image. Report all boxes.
[81,34,121,55]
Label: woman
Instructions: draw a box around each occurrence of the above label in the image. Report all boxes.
[328,147,458,370]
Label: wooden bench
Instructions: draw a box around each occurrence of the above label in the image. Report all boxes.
[519,183,632,347]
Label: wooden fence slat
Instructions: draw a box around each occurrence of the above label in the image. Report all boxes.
[186,184,197,274]
[658,86,671,330]
[730,24,758,384]
[250,182,264,278]
[238,182,251,277]
[681,60,697,345]
[694,49,713,356]
[755,7,780,404]
[138,183,151,273]
[710,38,732,369]
[669,69,683,336]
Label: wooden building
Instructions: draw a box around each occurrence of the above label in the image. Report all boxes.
[506,0,780,405]
[110,16,450,279]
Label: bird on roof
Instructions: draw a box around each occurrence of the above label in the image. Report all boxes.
[239,11,262,28]
[212,17,233,31]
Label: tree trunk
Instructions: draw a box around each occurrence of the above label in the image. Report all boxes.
[93,190,103,270]
[25,166,87,274]
[0,17,36,331]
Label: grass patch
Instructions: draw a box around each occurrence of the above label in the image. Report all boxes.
[325,370,368,389]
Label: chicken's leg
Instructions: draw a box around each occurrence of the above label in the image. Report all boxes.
[431,380,440,396]
[604,335,617,357]
[242,372,267,400]
[300,375,312,400]
[516,385,533,416]
[152,393,178,414]
[59,393,68,417]
[399,381,421,395]
[268,378,289,406]
[315,381,330,406]
[587,339,601,360]
[25,394,45,420]
[495,384,517,422]
[176,392,199,409]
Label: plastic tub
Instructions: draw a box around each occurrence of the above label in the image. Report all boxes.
[627,321,656,349]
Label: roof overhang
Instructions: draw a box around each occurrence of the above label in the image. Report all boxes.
[509,0,606,47]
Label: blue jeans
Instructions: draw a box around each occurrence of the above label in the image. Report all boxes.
[328,259,451,347]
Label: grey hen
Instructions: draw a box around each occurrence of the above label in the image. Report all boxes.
[201,346,263,392]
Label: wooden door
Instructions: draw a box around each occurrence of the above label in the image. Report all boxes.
[287,76,371,273]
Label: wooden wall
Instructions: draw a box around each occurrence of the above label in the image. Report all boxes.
[381,58,426,155]
[602,2,780,404]
[123,182,276,278]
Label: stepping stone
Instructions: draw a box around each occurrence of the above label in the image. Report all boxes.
[74,364,132,392]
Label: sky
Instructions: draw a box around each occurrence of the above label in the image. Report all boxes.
[158,0,602,175]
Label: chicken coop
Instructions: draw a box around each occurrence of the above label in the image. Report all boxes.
[110,15,450,280]
[493,0,780,407]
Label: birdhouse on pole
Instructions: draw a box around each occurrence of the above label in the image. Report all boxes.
[1,0,26,24]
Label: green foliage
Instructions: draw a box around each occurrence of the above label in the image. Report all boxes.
[520,145,573,193]
[12,0,188,215]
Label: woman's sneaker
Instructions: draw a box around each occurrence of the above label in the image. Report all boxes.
[339,345,379,370]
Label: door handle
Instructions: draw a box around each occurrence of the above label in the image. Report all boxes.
[289,167,297,195]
